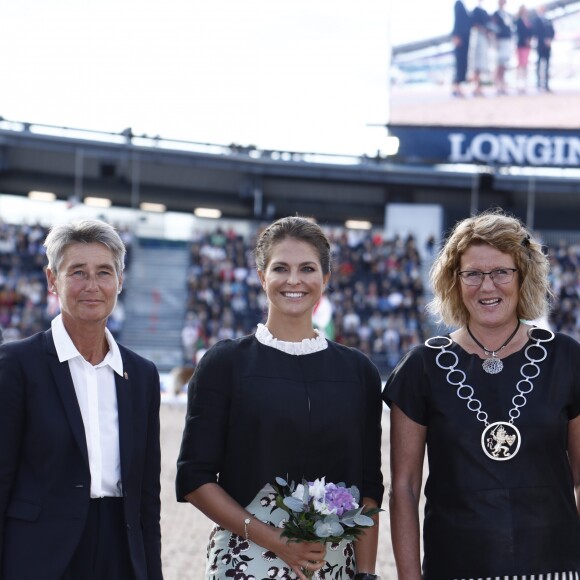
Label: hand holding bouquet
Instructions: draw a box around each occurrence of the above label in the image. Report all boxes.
[272,476,382,578]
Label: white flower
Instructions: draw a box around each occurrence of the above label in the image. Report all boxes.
[308,478,327,501]
[291,483,306,502]
[313,498,332,515]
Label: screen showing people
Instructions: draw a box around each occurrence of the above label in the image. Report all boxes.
[389,0,579,129]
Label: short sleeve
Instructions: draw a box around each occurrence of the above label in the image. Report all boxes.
[382,345,431,426]
[565,335,580,419]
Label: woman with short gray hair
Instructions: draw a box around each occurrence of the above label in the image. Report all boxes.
[0,218,162,580]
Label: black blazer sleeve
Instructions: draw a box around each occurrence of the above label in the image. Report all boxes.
[0,339,26,576]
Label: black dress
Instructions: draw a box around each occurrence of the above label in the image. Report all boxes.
[176,332,384,579]
[176,333,384,508]
[383,331,580,579]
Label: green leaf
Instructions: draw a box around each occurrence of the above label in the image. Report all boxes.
[353,513,374,526]
[314,519,344,538]
[361,506,384,517]
[349,485,361,503]
[283,496,305,512]
[301,483,309,505]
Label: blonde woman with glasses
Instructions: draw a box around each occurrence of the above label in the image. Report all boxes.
[383,209,580,580]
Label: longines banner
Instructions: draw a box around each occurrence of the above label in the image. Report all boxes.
[388,4,580,169]
[387,126,580,168]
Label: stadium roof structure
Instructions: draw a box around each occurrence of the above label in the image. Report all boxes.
[1,118,579,231]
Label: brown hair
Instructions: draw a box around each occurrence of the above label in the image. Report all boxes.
[427,209,551,327]
[254,216,331,274]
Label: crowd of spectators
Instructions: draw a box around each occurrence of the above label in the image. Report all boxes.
[1,220,578,378]
[182,225,580,377]
[182,225,429,377]
[0,221,52,342]
[0,220,132,342]
[548,238,580,342]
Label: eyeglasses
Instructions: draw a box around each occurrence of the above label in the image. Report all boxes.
[458,268,518,286]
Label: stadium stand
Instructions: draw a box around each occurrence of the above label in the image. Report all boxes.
[0,220,132,342]
[1,220,578,380]
[181,225,428,377]
[0,221,51,341]
[547,237,580,342]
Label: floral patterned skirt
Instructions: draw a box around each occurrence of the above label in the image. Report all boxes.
[205,485,356,580]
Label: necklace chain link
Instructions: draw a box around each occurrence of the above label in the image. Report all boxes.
[425,327,554,426]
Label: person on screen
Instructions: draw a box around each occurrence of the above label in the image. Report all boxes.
[492,0,514,95]
[515,4,534,93]
[533,4,555,91]
[452,0,472,97]
[470,0,492,97]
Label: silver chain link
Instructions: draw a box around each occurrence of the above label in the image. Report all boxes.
[425,327,555,426]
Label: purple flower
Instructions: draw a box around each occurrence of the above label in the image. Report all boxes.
[272,475,380,545]
[323,484,358,516]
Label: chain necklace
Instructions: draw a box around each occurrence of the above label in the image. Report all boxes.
[466,320,521,374]
[425,327,554,461]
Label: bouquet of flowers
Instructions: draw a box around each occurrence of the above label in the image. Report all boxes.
[272,476,382,577]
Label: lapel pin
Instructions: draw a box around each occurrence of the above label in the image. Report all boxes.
[124,372,129,380]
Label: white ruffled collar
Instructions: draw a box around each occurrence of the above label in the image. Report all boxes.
[255,323,328,356]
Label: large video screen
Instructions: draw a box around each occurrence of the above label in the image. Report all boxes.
[389,0,580,130]
[387,0,580,166]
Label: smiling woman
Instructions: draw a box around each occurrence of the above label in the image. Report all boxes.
[47,242,122,338]
[383,208,580,580]
[256,237,330,341]
[0,219,162,580]
[44,221,126,361]
[176,216,384,580]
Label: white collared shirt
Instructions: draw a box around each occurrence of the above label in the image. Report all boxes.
[51,314,124,498]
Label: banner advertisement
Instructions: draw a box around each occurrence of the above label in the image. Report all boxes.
[388,0,580,166]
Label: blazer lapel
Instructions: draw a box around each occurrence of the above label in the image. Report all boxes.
[45,330,90,468]
[116,357,133,485]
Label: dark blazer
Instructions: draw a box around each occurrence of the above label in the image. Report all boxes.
[452,0,471,40]
[534,14,555,56]
[0,329,162,580]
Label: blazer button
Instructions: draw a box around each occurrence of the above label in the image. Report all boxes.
[126,524,131,530]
